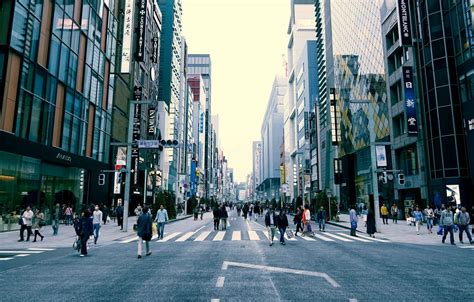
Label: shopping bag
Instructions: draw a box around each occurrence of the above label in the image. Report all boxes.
[286,229,294,239]
[437,225,443,235]
[152,222,157,235]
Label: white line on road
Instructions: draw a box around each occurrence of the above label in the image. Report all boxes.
[210,299,220,302]
[261,230,270,240]
[356,235,390,243]
[458,245,474,249]
[0,250,44,254]
[323,233,353,242]
[337,233,371,242]
[176,232,196,242]
[27,248,56,251]
[349,298,358,302]
[299,235,316,241]
[231,231,241,241]
[215,276,225,288]
[248,231,259,241]
[312,233,335,241]
[120,236,139,244]
[159,232,181,242]
[283,232,297,241]
[213,231,226,241]
[221,261,341,288]
[194,231,211,241]
[14,254,30,257]
[194,225,207,233]
[0,258,14,261]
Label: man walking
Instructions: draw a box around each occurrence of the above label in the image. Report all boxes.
[64,205,73,226]
[155,204,169,240]
[424,205,434,233]
[52,203,61,235]
[349,205,358,237]
[213,206,220,230]
[316,206,326,232]
[254,204,260,221]
[219,205,228,230]
[441,205,455,245]
[277,209,289,245]
[18,206,34,241]
[391,204,398,224]
[457,207,473,244]
[381,203,389,224]
[92,205,103,244]
[78,210,93,257]
[137,206,152,258]
[293,206,303,236]
[265,207,277,246]
[116,200,124,230]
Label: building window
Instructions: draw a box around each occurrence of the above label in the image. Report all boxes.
[398,145,418,176]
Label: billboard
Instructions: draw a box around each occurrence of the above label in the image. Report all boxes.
[375,145,387,167]
[402,66,418,135]
[446,185,461,205]
[397,0,412,46]
[121,0,134,73]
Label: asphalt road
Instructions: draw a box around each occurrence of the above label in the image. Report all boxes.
[0,209,473,301]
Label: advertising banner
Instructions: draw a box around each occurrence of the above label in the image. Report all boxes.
[375,145,387,167]
[397,0,412,46]
[402,66,418,135]
[136,0,147,61]
[120,0,134,72]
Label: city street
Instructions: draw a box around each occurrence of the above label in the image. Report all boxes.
[1,209,473,301]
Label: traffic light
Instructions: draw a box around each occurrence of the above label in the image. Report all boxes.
[398,173,405,185]
[380,171,387,184]
[98,173,106,186]
[160,139,179,148]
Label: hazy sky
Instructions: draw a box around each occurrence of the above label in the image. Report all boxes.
[182,0,290,183]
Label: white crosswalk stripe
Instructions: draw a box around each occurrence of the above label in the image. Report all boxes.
[323,233,354,242]
[176,232,196,242]
[0,248,56,262]
[248,231,260,241]
[299,235,316,241]
[356,235,390,243]
[313,233,335,242]
[231,231,241,241]
[336,233,372,242]
[159,232,181,242]
[194,231,211,241]
[213,231,226,241]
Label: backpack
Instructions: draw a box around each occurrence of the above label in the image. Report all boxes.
[73,218,82,236]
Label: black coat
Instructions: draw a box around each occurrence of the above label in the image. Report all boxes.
[137,213,152,238]
[79,217,93,237]
[220,208,228,218]
[265,212,277,227]
[277,213,289,228]
[213,208,220,219]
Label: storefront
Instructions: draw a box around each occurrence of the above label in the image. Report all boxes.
[0,132,109,232]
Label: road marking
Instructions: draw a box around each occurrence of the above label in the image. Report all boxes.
[176,232,196,242]
[231,231,241,241]
[0,250,44,254]
[261,230,270,240]
[337,233,371,242]
[221,261,340,288]
[227,220,231,228]
[248,231,259,240]
[27,248,55,251]
[120,236,139,244]
[349,299,358,302]
[194,231,211,241]
[299,235,316,241]
[159,232,181,242]
[15,254,31,257]
[213,231,226,241]
[0,258,14,261]
[283,232,297,241]
[313,233,335,241]
[357,235,390,243]
[194,225,207,233]
[215,276,225,287]
[210,299,220,302]
[323,233,353,242]
[458,245,474,249]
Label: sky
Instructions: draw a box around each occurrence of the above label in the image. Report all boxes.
[182,0,290,183]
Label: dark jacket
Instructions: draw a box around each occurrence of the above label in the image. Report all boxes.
[213,208,221,219]
[116,206,124,217]
[265,211,277,227]
[293,210,302,223]
[317,210,326,221]
[79,216,93,237]
[220,208,228,218]
[277,213,289,228]
[137,213,152,239]
[366,209,376,235]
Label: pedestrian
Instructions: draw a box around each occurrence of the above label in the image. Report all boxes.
[254,204,260,221]
[360,205,368,227]
[136,206,152,258]
[265,207,277,246]
[155,204,169,240]
[242,203,249,220]
[413,206,423,235]
[52,203,61,235]
[277,209,289,245]
[65,205,73,226]
[18,206,34,242]
[381,203,389,224]
[441,205,455,245]
[434,206,442,226]
[32,209,45,242]
[200,205,204,220]
[316,206,326,232]
[102,205,109,225]
[236,204,242,216]
[457,207,473,244]
[302,204,311,235]
[134,205,143,218]
[193,206,199,220]
[293,206,303,236]
[391,204,398,224]
[366,207,376,238]
[116,200,124,230]
[424,205,434,233]
[249,205,253,221]
[220,205,228,230]
[92,205,103,244]
[78,210,93,257]
[213,206,220,230]
[349,205,358,237]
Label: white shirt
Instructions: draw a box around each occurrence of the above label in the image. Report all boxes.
[93,210,103,224]
[22,210,34,226]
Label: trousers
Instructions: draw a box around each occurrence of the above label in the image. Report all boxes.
[137,238,150,256]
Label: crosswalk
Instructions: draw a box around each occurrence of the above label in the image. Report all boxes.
[119,230,390,244]
[0,248,55,262]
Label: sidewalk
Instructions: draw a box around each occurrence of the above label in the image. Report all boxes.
[328,214,444,245]
[0,215,192,249]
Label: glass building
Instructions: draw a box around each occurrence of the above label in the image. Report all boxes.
[314,0,391,210]
[0,0,119,231]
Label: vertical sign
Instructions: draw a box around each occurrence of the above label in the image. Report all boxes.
[131,86,142,187]
[148,108,156,134]
[403,66,418,135]
[375,145,388,167]
[121,0,134,72]
[136,0,147,62]
[151,36,159,63]
[397,0,412,46]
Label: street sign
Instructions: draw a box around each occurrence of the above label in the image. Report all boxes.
[139,140,161,148]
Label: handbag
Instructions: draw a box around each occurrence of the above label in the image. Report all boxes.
[18,217,24,226]
[351,221,358,229]
[286,229,294,239]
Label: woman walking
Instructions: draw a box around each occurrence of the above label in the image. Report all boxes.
[391,204,398,224]
[413,207,423,235]
[424,205,434,233]
[366,207,376,238]
[32,209,45,242]
[79,210,93,257]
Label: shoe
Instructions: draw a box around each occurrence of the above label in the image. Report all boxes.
[451,243,456,245]
[137,255,142,259]
[442,238,445,244]
[18,239,24,242]
[79,254,85,257]
[41,236,44,241]
[32,240,37,242]
[269,242,273,246]
[146,252,152,256]
[282,242,286,245]
[460,241,464,244]
[470,241,473,245]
